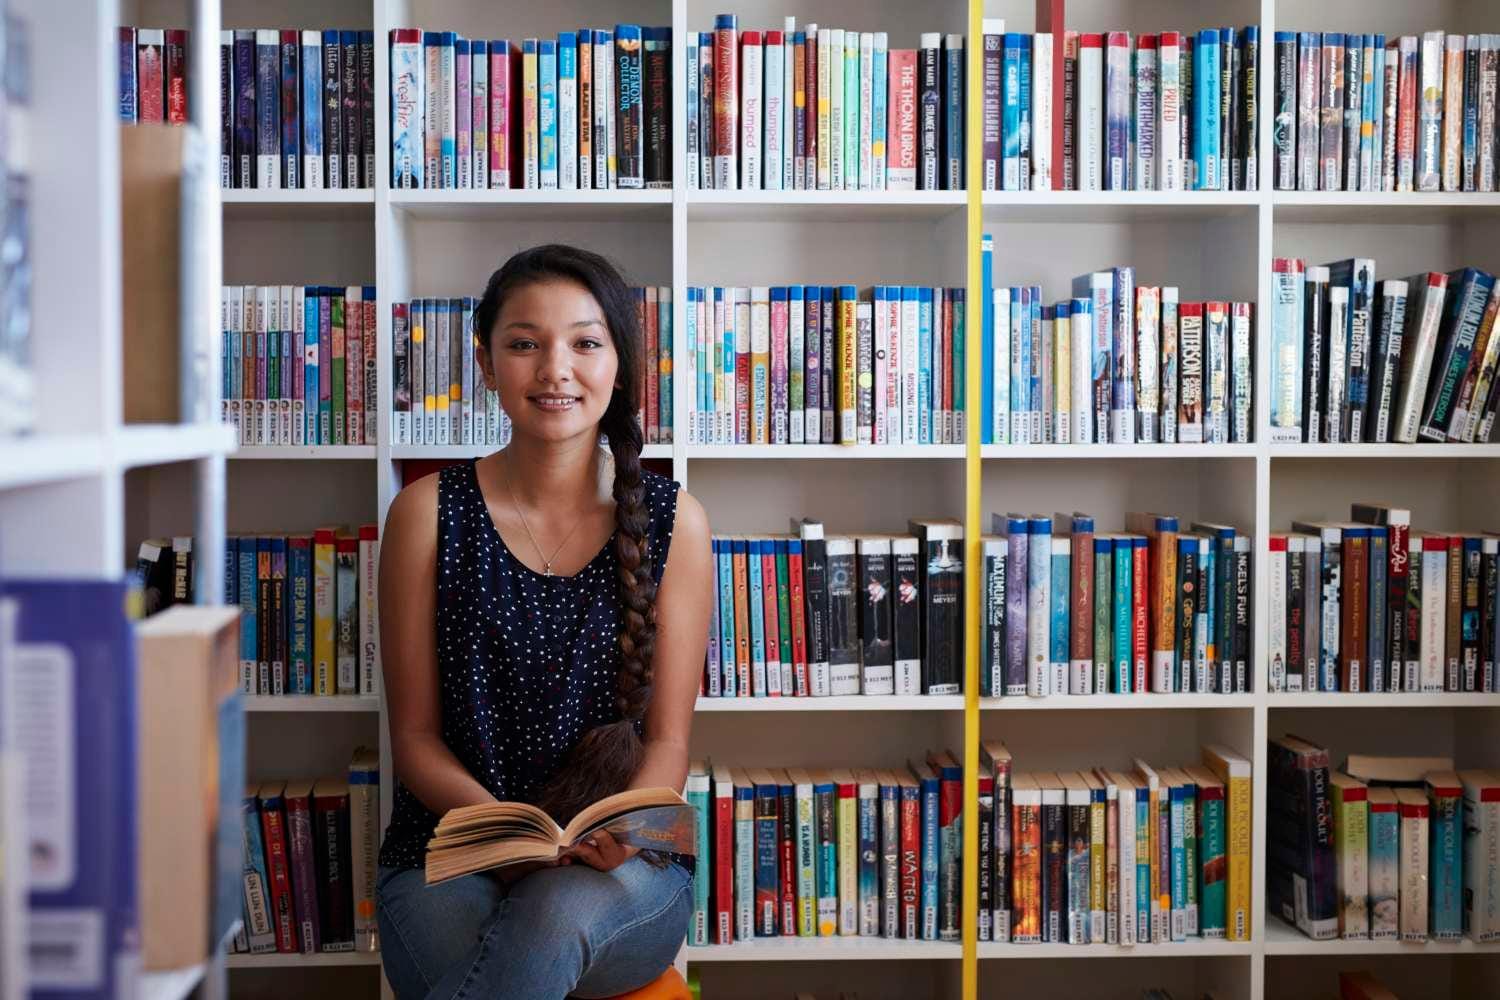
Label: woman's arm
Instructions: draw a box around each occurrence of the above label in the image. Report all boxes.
[379,475,497,815]
[631,489,714,794]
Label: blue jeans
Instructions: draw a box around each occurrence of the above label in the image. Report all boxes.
[376,859,691,1000]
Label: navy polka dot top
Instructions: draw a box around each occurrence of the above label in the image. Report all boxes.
[378,456,680,871]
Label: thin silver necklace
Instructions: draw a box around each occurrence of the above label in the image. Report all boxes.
[502,454,589,577]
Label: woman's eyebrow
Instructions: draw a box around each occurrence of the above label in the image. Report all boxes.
[501,318,604,330]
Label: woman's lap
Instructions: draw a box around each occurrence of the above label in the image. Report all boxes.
[376,859,691,1000]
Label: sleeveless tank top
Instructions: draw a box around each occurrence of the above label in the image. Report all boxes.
[378,457,681,870]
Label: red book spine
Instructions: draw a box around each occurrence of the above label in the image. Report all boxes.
[714,787,734,943]
[888,50,918,183]
[1343,532,1368,692]
[714,23,739,183]
[899,793,920,938]
[164,29,188,124]
[1071,524,1093,681]
[1132,539,1149,693]
[1397,48,1419,190]
[259,798,300,953]
[137,34,164,123]
[788,548,808,695]
[761,547,781,693]
[1387,519,1410,686]
[1036,0,1067,189]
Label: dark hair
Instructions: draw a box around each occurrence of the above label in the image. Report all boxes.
[475,244,656,826]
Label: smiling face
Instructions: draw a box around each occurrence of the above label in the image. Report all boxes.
[478,277,622,446]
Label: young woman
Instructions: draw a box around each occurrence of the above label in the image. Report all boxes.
[374,245,713,1000]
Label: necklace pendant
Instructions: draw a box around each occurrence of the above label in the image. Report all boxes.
[544,564,552,577]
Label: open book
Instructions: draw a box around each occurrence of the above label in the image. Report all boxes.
[424,786,697,885]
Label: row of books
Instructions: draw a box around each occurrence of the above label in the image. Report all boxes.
[980,25,1259,192]
[702,518,962,699]
[216,30,375,189]
[134,535,195,614]
[1269,260,1500,444]
[390,27,671,190]
[982,513,1252,698]
[683,752,966,944]
[1268,503,1499,695]
[222,285,377,447]
[226,529,380,698]
[118,27,188,126]
[687,17,964,192]
[684,284,966,447]
[982,247,1254,446]
[976,742,1252,944]
[389,287,671,447]
[1274,31,1500,193]
[1269,740,1500,944]
[0,7,27,439]
[233,750,380,954]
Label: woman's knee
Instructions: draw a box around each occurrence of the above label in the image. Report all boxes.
[376,866,506,997]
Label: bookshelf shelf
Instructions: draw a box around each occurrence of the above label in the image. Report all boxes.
[390,188,672,221]
[242,695,383,713]
[979,443,1257,459]
[1265,693,1500,709]
[391,444,674,461]
[976,939,1255,959]
[232,446,378,460]
[685,444,966,459]
[1263,917,1500,956]
[0,433,108,489]
[983,189,1259,223]
[1266,443,1500,458]
[115,423,239,470]
[696,695,964,712]
[1272,190,1500,223]
[222,188,374,221]
[980,694,1257,711]
[224,951,382,969]
[686,939,963,962]
[687,188,967,221]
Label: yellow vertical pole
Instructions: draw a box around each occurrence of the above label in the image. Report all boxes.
[961,2,983,999]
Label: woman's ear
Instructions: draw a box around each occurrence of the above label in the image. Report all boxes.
[476,343,496,390]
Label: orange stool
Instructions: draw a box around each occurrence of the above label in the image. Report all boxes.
[599,967,690,1000]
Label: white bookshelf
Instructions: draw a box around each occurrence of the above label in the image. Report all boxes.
[93,0,1500,998]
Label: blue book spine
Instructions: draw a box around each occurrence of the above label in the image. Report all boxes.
[1169,782,1188,941]
[303,289,319,444]
[716,539,736,696]
[919,771,940,939]
[1004,516,1030,696]
[1027,515,1053,696]
[256,32,281,187]
[944,37,964,188]
[1195,30,1222,190]
[280,34,300,188]
[1027,287,1044,441]
[1010,287,1028,441]
[1134,793,1151,941]
[436,32,456,187]
[120,29,137,121]
[1093,535,1114,693]
[1050,538,1070,696]
[981,235,993,441]
[289,538,311,694]
[1001,35,1022,189]
[748,538,766,694]
[687,777,711,944]
[238,540,258,693]
[241,792,275,950]
[1360,34,1380,188]
[1369,800,1399,939]
[1422,267,1496,440]
[660,288,673,435]
[223,536,239,606]
[734,781,755,939]
[919,287,935,444]
[1017,35,1032,181]
[1113,537,1133,692]
[302,33,325,188]
[6,581,143,981]
[1430,785,1463,939]
[858,787,879,935]
[1111,267,1136,443]
[816,778,839,926]
[539,39,558,187]
[754,781,779,935]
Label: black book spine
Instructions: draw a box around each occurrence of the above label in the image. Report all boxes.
[983,547,1005,697]
[1041,794,1064,942]
[220,37,233,187]
[1287,545,1305,691]
[341,34,360,193]
[645,29,670,187]
[1369,282,1409,443]
[1176,542,1197,693]
[1222,28,1239,191]
[976,781,993,941]
[323,40,342,188]
[993,772,1010,942]
[859,544,893,689]
[1465,40,1481,191]
[918,42,941,190]
[1243,29,1259,190]
[360,33,375,187]
[1217,535,1234,693]
[920,532,963,695]
[234,34,257,187]
[802,537,829,684]
[1303,270,1326,442]
[1234,543,1252,692]
[314,795,354,949]
[1483,543,1498,692]
[1463,538,1482,691]
[1274,34,1296,190]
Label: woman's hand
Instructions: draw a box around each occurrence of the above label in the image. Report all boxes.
[561,829,639,872]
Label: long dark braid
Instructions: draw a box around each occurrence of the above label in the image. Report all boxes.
[474,244,657,826]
